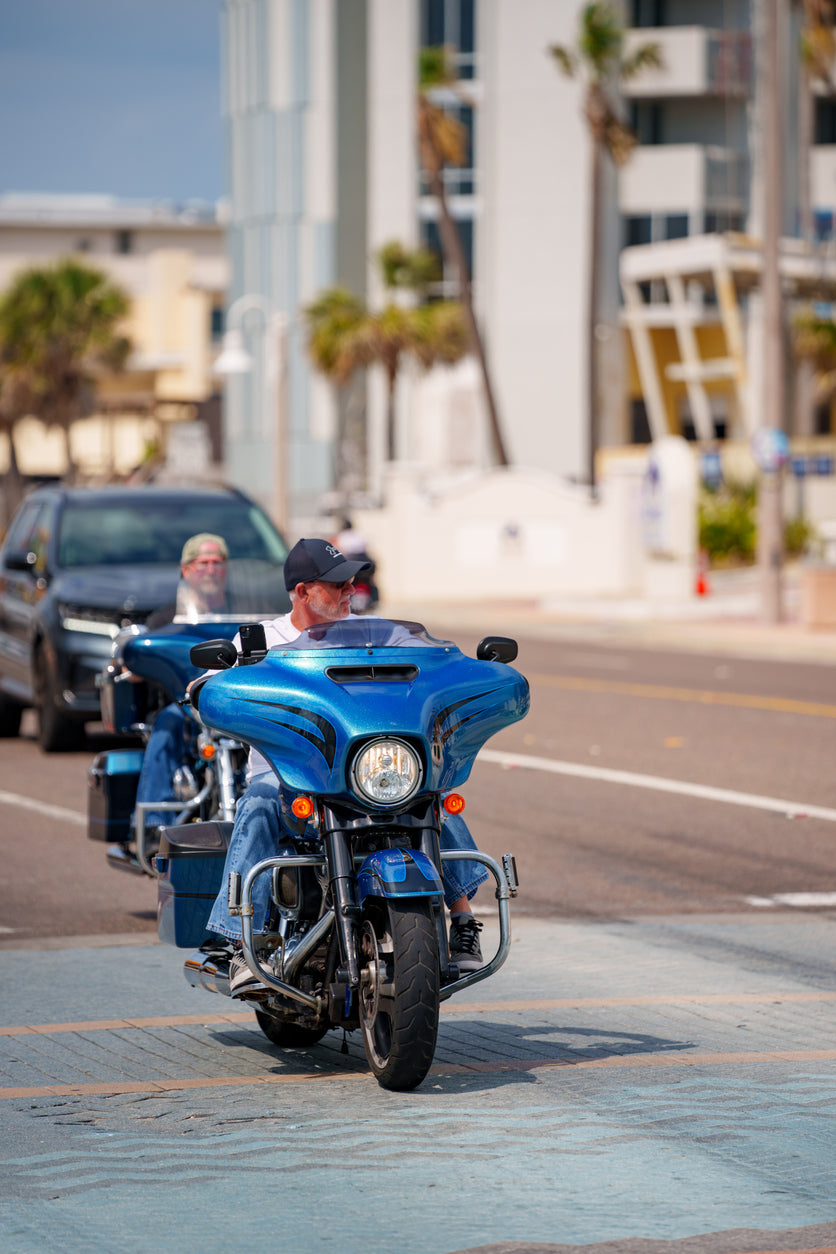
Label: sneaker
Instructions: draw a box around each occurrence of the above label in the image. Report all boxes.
[229,948,270,1000]
[449,915,484,972]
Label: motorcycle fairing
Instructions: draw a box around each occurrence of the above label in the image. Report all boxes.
[357,848,444,902]
[197,635,530,798]
[122,621,243,698]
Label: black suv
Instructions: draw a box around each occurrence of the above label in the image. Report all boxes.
[0,484,291,751]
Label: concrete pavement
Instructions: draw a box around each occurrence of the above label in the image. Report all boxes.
[2,565,835,1253]
[1,909,835,1254]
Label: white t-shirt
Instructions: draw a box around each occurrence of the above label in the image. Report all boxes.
[231,611,302,782]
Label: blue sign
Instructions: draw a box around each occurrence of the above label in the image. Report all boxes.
[789,454,834,477]
[701,450,723,488]
[751,428,790,473]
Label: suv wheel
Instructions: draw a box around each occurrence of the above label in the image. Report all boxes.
[33,647,84,753]
[0,692,23,738]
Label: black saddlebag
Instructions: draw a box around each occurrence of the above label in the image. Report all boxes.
[99,666,148,734]
[87,749,144,842]
[156,821,232,947]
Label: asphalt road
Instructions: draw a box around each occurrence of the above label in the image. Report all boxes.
[2,630,836,1254]
[1,632,835,942]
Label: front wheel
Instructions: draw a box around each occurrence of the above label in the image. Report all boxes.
[359,899,440,1091]
[33,649,84,752]
[0,691,23,738]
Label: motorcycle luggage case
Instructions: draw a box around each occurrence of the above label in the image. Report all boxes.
[87,749,144,842]
[156,821,232,947]
[99,668,145,734]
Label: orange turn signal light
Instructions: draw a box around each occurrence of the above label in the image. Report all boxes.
[442,793,465,814]
[200,743,216,760]
[291,795,315,820]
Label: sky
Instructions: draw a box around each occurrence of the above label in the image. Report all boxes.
[0,0,225,204]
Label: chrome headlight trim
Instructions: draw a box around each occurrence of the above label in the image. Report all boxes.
[350,737,422,807]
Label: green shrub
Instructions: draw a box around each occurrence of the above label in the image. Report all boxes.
[784,514,816,557]
[699,482,817,564]
[698,482,756,565]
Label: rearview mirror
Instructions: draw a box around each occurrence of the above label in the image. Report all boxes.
[189,638,238,670]
[476,636,518,664]
[4,549,38,574]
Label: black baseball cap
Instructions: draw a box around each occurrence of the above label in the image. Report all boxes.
[283,538,371,591]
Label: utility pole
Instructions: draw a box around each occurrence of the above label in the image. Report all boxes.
[758,0,786,623]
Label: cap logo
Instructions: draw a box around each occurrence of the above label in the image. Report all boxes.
[325,545,342,559]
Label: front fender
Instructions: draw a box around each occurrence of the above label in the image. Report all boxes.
[357,848,443,903]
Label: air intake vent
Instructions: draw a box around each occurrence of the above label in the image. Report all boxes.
[326,664,419,684]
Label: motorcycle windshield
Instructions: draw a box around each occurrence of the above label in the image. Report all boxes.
[278,617,453,652]
[198,616,530,797]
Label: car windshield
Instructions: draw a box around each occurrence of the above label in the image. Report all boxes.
[57,497,288,569]
[278,618,453,651]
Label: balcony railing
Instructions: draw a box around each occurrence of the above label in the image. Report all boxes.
[623,26,752,98]
[620,144,748,216]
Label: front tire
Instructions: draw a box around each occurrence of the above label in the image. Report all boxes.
[33,648,84,752]
[0,691,23,738]
[359,899,440,1091]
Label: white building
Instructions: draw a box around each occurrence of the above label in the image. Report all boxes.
[220,0,834,555]
[0,193,229,482]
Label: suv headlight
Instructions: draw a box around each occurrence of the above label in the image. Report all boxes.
[58,602,120,639]
[350,738,422,807]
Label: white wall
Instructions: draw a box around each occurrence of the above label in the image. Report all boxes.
[480,0,589,482]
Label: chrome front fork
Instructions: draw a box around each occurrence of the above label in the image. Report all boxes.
[229,848,519,1011]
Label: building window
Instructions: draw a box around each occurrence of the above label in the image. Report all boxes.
[664,214,689,240]
[815,401,833,435]
[629,101,663,145]
[630,399,652,444]
[115,230,134,255]
[630,0,667,28]
[625,215,652,247]
[421,0,476,79]
[704,210,744,234]
[210,306,225,341]
[420,215,474,293]
[814,210,834,242]
[815,98,836,145]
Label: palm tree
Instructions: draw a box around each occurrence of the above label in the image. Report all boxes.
[304,245,468,471]
[0,258,130,488]
[550,3,661,497]
[417,45,509,467]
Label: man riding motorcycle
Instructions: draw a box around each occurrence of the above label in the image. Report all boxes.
[198,538,488,998]
[126,534,231,855]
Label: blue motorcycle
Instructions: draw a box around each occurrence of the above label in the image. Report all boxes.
[88,619,252,875]
[156,617,530,1091]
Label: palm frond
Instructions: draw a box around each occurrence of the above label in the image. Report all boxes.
[549,44,577,77]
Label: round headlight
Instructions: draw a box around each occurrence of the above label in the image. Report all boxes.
[351,738,421,807]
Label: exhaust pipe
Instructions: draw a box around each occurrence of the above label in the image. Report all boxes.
[184,948,232,996]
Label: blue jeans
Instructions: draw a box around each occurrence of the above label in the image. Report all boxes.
[134,703,188,830]
[206,775,489,941]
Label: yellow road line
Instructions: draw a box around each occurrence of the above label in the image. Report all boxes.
[3,1048,836,1100]
[0,1011,253,1037]
[529,673,836,719]
[2,990,834,1037]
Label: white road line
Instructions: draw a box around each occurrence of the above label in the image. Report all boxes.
[478,749,836,824]
[747,892,836,908]
[0,791,86,826]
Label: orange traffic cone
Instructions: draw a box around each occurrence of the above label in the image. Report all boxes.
[695,548,710,597]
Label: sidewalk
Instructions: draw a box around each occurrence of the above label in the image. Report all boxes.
[380,564,836,665]
[1,911,834,1253]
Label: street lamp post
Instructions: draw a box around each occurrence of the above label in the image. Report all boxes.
[214,294,289,533]
[758,0,785,624]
